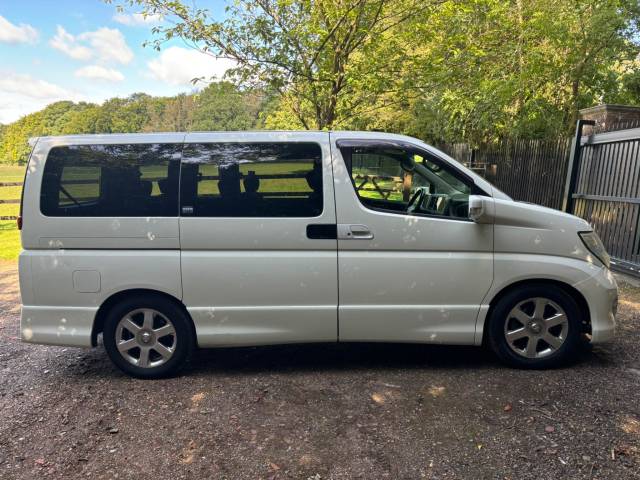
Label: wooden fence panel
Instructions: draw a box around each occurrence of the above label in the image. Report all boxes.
[440,138,571,210]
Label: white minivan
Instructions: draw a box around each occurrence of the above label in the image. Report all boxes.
[18,131,617,378]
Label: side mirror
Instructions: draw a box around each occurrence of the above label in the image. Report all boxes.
[468,195,494,223]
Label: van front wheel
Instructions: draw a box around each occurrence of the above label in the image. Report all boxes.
[487,285,583,369]
[103,295,194,378]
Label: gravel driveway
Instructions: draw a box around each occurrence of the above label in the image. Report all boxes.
[1,260,640,479]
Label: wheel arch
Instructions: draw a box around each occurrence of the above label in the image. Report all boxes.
[91,288,195,347]
[481,278,591,345]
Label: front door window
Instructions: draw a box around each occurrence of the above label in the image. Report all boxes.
[348,147,473,220]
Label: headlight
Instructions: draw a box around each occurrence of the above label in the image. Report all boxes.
[579,231,610,268]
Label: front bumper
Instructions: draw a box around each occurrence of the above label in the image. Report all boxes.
[574,266,617,343]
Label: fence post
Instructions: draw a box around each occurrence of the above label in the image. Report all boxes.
[562,119,595,213]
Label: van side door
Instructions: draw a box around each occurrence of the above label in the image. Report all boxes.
[330,134,493,345]
[179,132,338,346]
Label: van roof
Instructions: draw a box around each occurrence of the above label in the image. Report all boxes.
[30,130,421,143]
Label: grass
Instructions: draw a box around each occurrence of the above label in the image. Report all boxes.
[0,202,19,218]
[0,165,26,182]
[0,165,25,218]
[198,162,314,195]
[0,221,20,261]
[0,165,25,261]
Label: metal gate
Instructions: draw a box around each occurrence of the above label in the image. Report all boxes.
[563,122,640,276]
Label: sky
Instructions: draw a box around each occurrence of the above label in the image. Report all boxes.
[0,0,233,124]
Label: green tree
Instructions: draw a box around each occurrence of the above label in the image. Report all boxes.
[619,64,640,104]
[155,94,196,132]
[191,82,262,131]
[114,0,437,130]
[393,0,640,143]
[0,83,269,163]
[0,101,93,163]
[117,0,639,140]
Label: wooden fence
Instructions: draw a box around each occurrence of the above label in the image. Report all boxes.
[0,181,20,220]
[439,138,571,210]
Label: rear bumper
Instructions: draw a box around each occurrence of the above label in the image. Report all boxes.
[573,267,617,343]
[20,305,97,347]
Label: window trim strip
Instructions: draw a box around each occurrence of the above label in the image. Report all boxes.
[335,138,488,196]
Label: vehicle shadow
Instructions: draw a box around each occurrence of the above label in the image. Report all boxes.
[187,342,497,375]
[178,340,606,377]
[66,336,614,380]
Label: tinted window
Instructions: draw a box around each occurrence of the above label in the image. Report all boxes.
[180,143,323,217]
[346,146,472,219]
[41,144,181,217]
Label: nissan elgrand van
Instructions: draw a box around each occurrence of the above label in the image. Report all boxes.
[18,131,617,377]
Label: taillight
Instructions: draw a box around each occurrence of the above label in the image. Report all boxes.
[17,215,23,230]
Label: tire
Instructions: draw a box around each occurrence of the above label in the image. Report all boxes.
[487,284,583,369]
[103,295,195,379]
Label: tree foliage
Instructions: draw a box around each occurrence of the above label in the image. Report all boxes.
[121,0,640,142]
[3,0,639,164]
[0,82,265,164]
[116,0,440,130]
[397,0,640,143]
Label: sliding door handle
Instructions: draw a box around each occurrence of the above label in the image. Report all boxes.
[338,224,374,240]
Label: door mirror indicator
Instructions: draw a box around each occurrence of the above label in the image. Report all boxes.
[468,195,494,223]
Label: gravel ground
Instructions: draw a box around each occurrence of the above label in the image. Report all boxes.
[1,260,640,480]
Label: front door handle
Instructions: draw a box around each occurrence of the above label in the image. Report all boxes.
[338,224,374,240]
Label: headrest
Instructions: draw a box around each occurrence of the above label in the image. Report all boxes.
[243,171,260,193]
[218,164,241,196]
[158,178,172,195]
[305,162,322,191]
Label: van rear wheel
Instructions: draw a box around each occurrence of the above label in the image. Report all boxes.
[487,285,583,369]
[103,295,194,378]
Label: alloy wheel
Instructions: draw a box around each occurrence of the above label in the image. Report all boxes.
[504,297,569,359]
[115,308,177,368]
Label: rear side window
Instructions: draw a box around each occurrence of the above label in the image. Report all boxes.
[180,142,323,217]
[40,144,181,217]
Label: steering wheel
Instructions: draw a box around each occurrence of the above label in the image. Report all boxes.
[446,193,469,218]
[406,189,425,213]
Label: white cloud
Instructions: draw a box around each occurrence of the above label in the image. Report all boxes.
[49,26,92,61]
[0,72,84,124]
[81,27,134,65]
[113,12,162,27]
[147,47,236,86]
[49,26,134,65]
[75,65,124,82]
[0,73,74,100]
[0,15,39,44]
